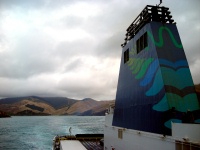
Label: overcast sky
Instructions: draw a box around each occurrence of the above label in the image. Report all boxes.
[0,0,199,100]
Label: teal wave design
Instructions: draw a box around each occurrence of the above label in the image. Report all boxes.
[140,59,188,87]
[140,59,159,86]
[147,67,194,96]
[159,59,188,69]
[164,119,182,129]
[161,67,194,89]
[146,70,163,96]
[195,119,200,123]
[147,26,183,48]
[152,95,169,111]
[153,93,200,112]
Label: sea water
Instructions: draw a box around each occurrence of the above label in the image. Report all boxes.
[0,116,105,150]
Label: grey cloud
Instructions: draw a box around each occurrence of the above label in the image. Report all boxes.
[0,30,59,79]
[0,0,104,12]
[63,57,83,73]
[0,0,73,9]
[0,76,59,98]
[54,39,96,59]
[61,15,84,29]
[95,31,123,58]
[57,70,118,100]
[0,0,199,100]
[0,0,46,10]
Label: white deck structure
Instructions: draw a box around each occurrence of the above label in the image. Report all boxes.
[104,106,200,150]
[60,140,87,150]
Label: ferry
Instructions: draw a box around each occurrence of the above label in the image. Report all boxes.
[53,3,200,150]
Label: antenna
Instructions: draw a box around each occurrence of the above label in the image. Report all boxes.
[157,0,162,6]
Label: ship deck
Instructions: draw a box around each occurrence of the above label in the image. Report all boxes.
[53,134,104,150]
[81,140,103,150]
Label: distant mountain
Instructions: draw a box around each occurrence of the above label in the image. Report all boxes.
[1,84,199,116]
[0,96,115,116]
[0,96,77,109]
[39,97,77,109]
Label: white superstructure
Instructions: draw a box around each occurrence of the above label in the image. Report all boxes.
[104,106,200,150]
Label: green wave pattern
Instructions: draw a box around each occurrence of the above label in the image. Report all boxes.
[132,59,145,74]
[127,48,154,79]
[153,93,200,112]
[135,58,154,79]
[130,48,136,56]
[147,26,183,48]
[161,67,194,89]
[128,58,154,80]
[127,58,135,67]
[127,26,182,80]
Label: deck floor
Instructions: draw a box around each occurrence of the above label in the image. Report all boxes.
[81,140,103,150]
[54,134,104,150]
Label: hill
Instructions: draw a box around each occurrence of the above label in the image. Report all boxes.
[2,84,198,116]
[0,96,114,116]
[0,111,11,118]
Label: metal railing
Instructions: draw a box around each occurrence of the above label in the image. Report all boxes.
[121,5,175,47]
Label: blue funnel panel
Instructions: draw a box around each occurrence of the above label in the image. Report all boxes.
[113,22,200,135]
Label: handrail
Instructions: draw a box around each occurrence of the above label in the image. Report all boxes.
[121,5,175,47]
